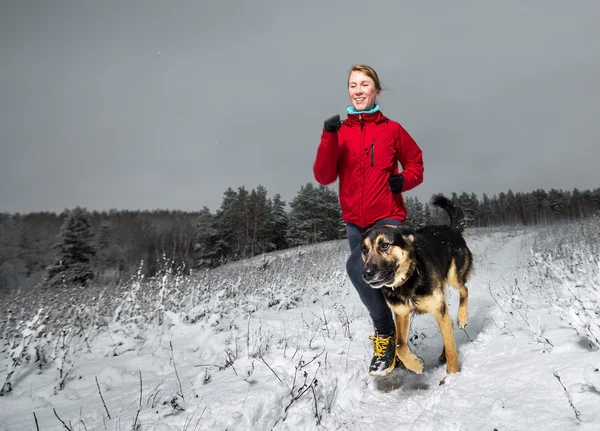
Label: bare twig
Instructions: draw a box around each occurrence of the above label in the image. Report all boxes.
[183,410,195,431]
[76,407,88,431]
[53,408,73,430]
[461,328,480,344]
[299,349,325,370]
[311,383,321,425]
[490,317,516,338]
[132,370,143,430]
[170,341,184,400]
[138,370,143,407]
[132,410,141,430]
[553,371,581,421]
[284,362,321,413]
[487,282,505,311]
[146,381,163,407]
[246,314,251,357]
[321,303,330,338]
[193,406,207,431]
[223,348,239,375]
[152,389,162,409]
[291,347,299,360]
[95,376,111,420]
[258,355,283,384]
[33,412,40,431]
[345,339,352,372]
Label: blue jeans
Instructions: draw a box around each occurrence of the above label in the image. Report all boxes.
[345,218,403,336]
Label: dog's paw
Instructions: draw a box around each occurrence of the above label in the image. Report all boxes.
[446,363,460,374]
[457,309,468,329]
[396,349,423,374]
[410,357,424,374]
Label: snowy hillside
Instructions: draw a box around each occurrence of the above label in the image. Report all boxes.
[1,220,600,430]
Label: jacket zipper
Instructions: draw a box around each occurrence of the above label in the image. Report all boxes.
[364,141,374,166]
[359,114,373,166]
[370,141,374,166]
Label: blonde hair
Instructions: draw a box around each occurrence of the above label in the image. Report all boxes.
[347,64,382,91]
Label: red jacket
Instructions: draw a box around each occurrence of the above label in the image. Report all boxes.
[313,109,424,228]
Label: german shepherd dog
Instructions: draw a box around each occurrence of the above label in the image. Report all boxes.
[360,194,473,378]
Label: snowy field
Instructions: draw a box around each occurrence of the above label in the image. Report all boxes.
[1,219,600,430]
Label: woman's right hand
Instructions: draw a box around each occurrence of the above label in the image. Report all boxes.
[324,115,341,132]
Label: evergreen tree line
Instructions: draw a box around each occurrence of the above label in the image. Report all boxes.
[0,208,200,292]
[405,188,600,229]
[193,183,343,267]
[0,185,598,292]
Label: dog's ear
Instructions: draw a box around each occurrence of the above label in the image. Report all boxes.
[391,228,414,246]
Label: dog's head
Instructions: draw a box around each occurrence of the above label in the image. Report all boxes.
[360,224,416,289]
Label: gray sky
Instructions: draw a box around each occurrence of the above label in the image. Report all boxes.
[1,0,599,214]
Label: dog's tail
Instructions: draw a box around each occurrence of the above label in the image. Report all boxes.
[430,194,466,233]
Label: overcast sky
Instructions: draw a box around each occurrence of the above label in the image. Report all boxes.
[1,0,599,214]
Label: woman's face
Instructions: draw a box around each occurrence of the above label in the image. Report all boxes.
[348,71,379,111]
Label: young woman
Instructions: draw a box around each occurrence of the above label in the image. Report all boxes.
[313,64,424,376]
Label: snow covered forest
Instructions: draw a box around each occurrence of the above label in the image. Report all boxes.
[1,183,599,294]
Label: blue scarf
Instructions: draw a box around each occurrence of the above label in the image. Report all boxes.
[346,104,380,115]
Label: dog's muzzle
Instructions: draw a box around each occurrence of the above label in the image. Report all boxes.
[362,267,394,289]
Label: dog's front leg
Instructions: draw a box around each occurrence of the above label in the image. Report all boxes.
[433,305,459,374]
[392,309,423,374]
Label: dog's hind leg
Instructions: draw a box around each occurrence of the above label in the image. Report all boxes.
[432,303,460,374]
[391,307,423,374]
[448,260,470,328]
[455,284,469,329]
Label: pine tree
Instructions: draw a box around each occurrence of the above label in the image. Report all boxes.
[405,196,426,227]
[315,185,345,241]
[480,194,492,227]
[213,188,239,261]
[193,206,221,268]
[95,221,113,279]
[548,189,568,216]
[457,192,477,228]
[44,207,96,287]
[287,183,319,246]
[581,189,595,217]
[95,220,126,280]
[268,193,289,251]
[286,183,343,246]
[247,185,270,256]
[532,189,550,225]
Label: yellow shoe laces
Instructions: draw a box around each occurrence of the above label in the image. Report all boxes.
[369,334,393,358]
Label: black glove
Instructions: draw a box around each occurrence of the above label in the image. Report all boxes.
[388,174,404,194]
[323,115,341,132]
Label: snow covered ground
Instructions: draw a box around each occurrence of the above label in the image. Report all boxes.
[1,221,600,430]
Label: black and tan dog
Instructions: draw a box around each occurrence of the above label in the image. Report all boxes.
[360,194,473,378]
